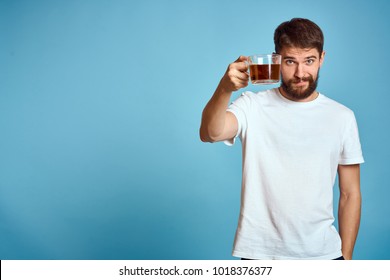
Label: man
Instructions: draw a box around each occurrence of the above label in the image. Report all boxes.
[200,18,364,260]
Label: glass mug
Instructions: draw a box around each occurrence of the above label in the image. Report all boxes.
[247,54,281,84]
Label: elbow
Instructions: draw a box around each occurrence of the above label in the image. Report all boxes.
[199,132,213,143]
[199,126,218,143]
[199,132,209,143]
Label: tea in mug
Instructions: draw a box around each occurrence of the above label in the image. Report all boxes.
[248,54,281,85]
[249,64,280,84]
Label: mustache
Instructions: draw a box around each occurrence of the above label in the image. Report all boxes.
[291,76,313,83]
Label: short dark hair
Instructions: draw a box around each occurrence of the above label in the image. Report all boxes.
[274,18,324,55]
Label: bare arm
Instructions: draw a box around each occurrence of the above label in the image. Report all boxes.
[199,56,249,143]
[337,164,362,260]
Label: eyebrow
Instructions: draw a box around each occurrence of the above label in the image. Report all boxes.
[283,55,318,60]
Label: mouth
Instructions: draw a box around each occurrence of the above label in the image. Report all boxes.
[293,80,308,87]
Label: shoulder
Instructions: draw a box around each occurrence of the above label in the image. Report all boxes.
[231,88,275,106]
[319,94,356,120]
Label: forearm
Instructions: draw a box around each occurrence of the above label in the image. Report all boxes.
[338,191,361,259]
[200,56,249,142]
[200,84,232,142]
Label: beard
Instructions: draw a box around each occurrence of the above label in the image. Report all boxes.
[280,70,320,101]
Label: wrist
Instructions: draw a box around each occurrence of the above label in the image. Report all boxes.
[216,82,233,97]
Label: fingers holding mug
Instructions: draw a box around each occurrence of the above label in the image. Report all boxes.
[221,56,249,91]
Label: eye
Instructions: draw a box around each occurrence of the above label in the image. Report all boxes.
[285,60,295,65]
[306,59,315,65]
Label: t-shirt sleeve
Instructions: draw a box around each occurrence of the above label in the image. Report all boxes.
[339,112,364,165]
[223,91,251,146]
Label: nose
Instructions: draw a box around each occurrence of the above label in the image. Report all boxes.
[294,63,304,79]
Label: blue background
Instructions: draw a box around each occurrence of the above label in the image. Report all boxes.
[1,0,389,260]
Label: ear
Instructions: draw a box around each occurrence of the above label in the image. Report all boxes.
[319,51,325,67]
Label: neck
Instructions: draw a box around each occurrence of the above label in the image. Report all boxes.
[278,87,319,102]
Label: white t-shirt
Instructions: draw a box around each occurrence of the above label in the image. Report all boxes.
[225,88,364,260]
